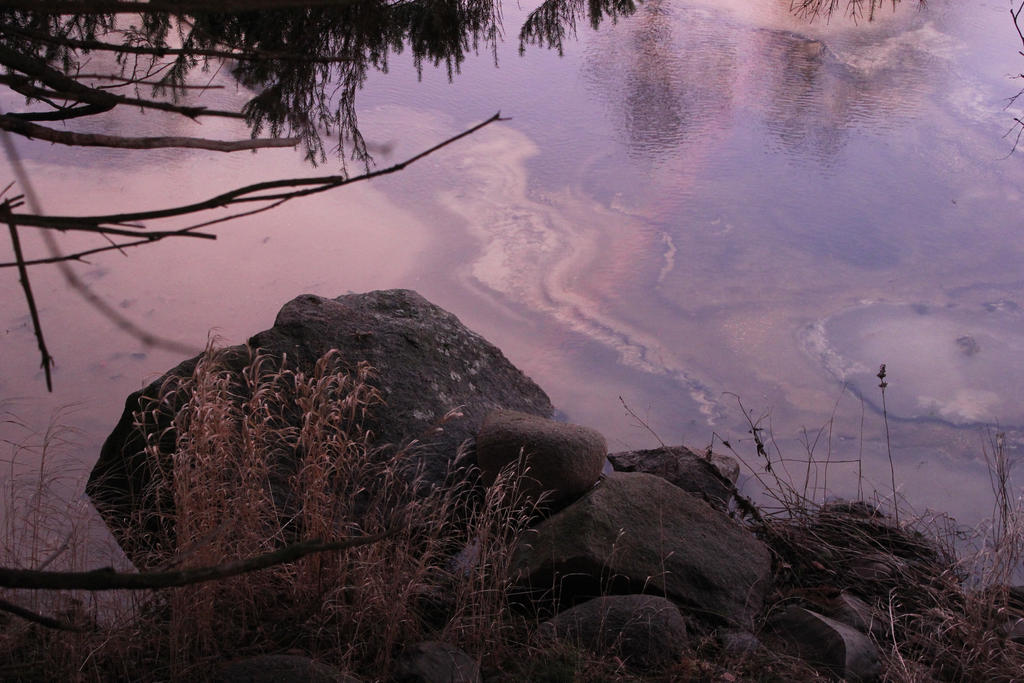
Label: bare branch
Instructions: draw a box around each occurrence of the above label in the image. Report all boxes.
[1,22,357,64]
[0,232,216,268]
[1013,1,1024,48]
[0,530,395,591]
[0,115,299,151]
[4,111,504,230]
[5,217,54,390]
[0,0,366,13]
[0,44,244,121]
[0,112,504,388]
[0,596,85,631]
[78,73,226,90]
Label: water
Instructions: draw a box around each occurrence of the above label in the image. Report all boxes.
[2,0,1023,537]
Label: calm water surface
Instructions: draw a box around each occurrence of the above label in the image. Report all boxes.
[2,0,1023,534]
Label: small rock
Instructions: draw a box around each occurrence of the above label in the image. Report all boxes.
[216,654,357,683]
[770,606,881,681]
[476,410,606,509]
[825,591,886,639]
[608,445,739,511]
[848,552,908,583]
[391,641,480,683]
[719,629,760,656]
[537,594,687,672]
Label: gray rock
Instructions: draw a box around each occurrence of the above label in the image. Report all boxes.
[537,594,687,672]
[391,641,480,683]
[88,290,552,564]
[216,654,357,683]
[847,552,908,583]
[608,446,739,511]
[476,410,606,509]
[825,591,886,639]
[719,629,760,656]
[769,606,881,681]
[1006,617,1024,644]
[512,471,772,625]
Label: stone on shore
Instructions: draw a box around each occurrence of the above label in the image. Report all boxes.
[536,594,687,672]
[512,471,772,625]
[608,445,739,511]
[769,605,881,682]
[216,654,358,683]
[476,410,606,509]
[392,641,481,683]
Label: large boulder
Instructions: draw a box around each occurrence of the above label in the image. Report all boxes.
[512,471,772,626]
[607,445,739,511]
[536,594,688,672]
[475,410,606,509]
[88,290,552,562]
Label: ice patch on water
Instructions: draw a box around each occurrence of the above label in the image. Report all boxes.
[657,232,677,284]
[804,301,1024,426]
[830,22,962,75]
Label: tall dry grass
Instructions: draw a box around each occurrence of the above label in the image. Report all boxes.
[717,394,1024,682]
[1,346,541,681]
[0,406,133,681]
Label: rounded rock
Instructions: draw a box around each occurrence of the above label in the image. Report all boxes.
[475,409,606,509]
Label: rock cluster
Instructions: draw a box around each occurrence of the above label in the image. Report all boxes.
[89,289,922,680]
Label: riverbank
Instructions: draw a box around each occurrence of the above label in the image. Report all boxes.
[2,290,1022,681]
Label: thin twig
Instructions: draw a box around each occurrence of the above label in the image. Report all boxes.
[618,395,665,447]
[5,112,505,230]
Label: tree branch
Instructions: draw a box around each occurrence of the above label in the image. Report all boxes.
[0,596,85,631]
[0,0,366,13]
[0,44,244,121]
[0,115,299,151]
[0,530,395,591]
[0,112,503,388]
[1,22,357,64]
[5,216,54,391]
[2,111,503,230]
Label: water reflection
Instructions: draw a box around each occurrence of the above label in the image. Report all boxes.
[2,0,1023,531]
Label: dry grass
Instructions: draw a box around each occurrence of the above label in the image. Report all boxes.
[720,402,1024,682]
[4,353,1024,681]
[1,346,543,681]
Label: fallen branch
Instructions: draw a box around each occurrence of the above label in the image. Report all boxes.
[0,529,396,591]
[0,597,85,631]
